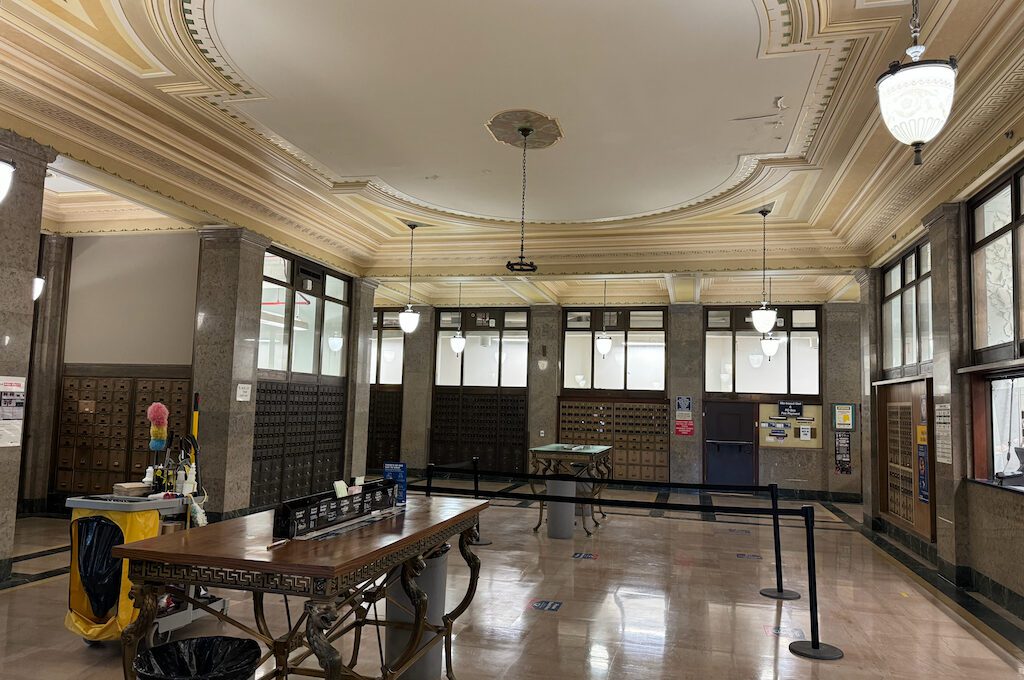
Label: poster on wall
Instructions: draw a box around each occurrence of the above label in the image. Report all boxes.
[0,376,26,448]
[833,404,855,431]
[917,444,929,503]
[834,431,852,475]
[934,403,952,465]
[674,419,694,436]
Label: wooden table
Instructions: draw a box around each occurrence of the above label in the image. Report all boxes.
[528,444,612,536]
[112,497,488,680]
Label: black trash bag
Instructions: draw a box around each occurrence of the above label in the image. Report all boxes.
[75,516,125,619]
[133,637,261,680]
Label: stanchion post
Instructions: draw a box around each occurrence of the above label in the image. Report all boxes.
[426,463,435,498]
[789,505,843,661]
[468,457,492,547]
[760,483,800,601]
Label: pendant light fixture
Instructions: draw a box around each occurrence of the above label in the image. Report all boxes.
[875,0,957,166]
[506,127,538,273]
[760,334,781,358]
[0,160,14,203]
[450,281,466,355]
[398,224,420,333]
[595,280,613,358]
[751,207,777,334]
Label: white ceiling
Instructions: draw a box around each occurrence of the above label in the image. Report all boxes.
[212,0,818,223]
[44,172,98,193]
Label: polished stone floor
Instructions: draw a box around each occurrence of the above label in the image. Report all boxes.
[1,500,1022,679]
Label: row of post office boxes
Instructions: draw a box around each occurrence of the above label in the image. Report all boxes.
[62,400,133,416]
[612,465,669,482]
[60,422,131,439]
[612,450,668,466]
[58,448,132,471]
[62,378,133,392]
[136,379,189,394]
[55,470,128,494]
[58,435,129,451]
[63,389,131,403]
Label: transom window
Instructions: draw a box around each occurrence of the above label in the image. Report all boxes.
[881,242,933,376]
[258,249,351,378]
[704,307,820,396]
[435,309,529,387]
[370,309,404,385]
[969,163,1024,364]
[562,308,666,392]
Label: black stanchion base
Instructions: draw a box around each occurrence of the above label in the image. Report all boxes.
[759,587,801,601]
[468,536,493,546]
[789,641,844,660]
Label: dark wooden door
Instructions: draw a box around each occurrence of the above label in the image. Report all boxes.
[704,401,758,485]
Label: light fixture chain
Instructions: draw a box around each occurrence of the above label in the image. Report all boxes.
[761,211,767,301]
[910,0,920,44]
[520,139,528,261]
[407,226,415,305]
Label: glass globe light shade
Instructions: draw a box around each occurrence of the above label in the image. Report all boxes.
[760,335,781,358]
[32,277,45,301]
[751,306,778,334]
[748,353,764,369]
[327,334,343,352]
[876,60,956,157]
[450,331,466,355]
[398,305,420,333]
[0,160,14,203]
[595,333,613,357]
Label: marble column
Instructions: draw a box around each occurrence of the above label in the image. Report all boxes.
[344,278,378,480]
[0,130,56,581]
[855,268,882,525]
[667,304,703,483]
[400,305,435,472]
[925,203,972,583]
[192,226,270,518]
[527,306,562,450]
[19,234,70,513]
[823,302,863,497]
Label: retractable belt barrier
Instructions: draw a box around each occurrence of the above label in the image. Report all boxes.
[413,460,844,661]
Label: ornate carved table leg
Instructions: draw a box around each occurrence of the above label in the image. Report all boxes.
[121,582,157,680]
[305,599,343,680]
[442,526,482,680]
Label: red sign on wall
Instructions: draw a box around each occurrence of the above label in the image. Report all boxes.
[674,419,694,436]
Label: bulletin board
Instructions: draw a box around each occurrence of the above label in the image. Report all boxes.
[758,403,823,449]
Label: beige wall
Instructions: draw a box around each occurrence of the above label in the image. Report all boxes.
[966,481,1024,595]
[64,233,199,365]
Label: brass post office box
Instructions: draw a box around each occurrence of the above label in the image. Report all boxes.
[91,451,109,471]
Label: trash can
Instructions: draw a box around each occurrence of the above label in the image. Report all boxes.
[133,636,261,680]
[385,544,449,679]
[546,479,576,539]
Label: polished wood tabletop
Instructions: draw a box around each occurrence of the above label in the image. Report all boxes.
[112,497,488,578]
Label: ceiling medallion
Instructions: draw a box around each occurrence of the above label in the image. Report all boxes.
[486,109,562,149]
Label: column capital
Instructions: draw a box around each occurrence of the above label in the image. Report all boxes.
[922,203,961,231]
[0,128,58,166]
[354,277,380,292]
[197,224,272,249]
[852,267,872,286]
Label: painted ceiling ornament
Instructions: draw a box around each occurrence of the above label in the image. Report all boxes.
[875,0,958,166]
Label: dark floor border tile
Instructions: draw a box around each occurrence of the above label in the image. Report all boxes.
[12,545,70,563]
[825,502,1024,654]
[0,566,70,591]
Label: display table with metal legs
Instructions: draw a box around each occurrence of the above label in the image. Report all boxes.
[528,444,611,536]
[113,498,488,680]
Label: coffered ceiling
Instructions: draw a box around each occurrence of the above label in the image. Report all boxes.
[2,0,1024,303]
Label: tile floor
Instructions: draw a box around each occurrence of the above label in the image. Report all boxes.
[1,501,1022,679]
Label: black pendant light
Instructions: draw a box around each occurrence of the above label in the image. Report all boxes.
[506,127,537,273]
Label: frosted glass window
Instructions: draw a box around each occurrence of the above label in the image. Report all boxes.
[707,310,731,328]
[735,332,788,394]
[594,332,626,389]
[920,243,932,274]
[902,288,918,365]
[263,252,290,282]
[567,311,591,329]
[626,332,665,391]
[563,332,593,389]
[884,264,902,295]
[991,379,1024,478]
[325,275,347,301]
[505,311,528,328]
[463,331,500,387]
[919,279,933,362]
[438,311,460,328]
[792,309,817,328]
[882,298,902,369]
[379,330,404,384]
[974,185,1012,241]
[290,293,318,373]
[973,233,1014,349]
[258,282,290,370]
[435,331,461,386]
[321,301,347,377]
[704,331,733,392]
[904,254,917,282]
[790,332,819,395]
[500,331,528,387]
[630,310,663,328]
[370,330,378,384]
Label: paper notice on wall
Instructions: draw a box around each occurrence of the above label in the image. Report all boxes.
[0,376,26,447]
[799,425,811,441]
[934,403,952,465]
